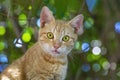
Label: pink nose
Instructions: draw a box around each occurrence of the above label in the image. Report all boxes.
[54,44,60,49]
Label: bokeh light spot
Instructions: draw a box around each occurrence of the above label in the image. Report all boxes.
[0,54,8,63]
[99,58,108,66]
[0,26,6,36]
[87,53,94,62]
[117,71,120,77]
[81,64,90,72]
[101,47,107,55]
[22,32,31,42]
[115,21,120,34]
[92,54,101,60]
[0,64,8,72]
[110,62,117,70]
[15,44,22,48]
[74,41,80,50]
[0,41,5,51]
[84,18,94,29]
[87,53,101,62]
[92,63,101,72]
[18,13,27,26]
[14,38,23,48]
[86,0,98,13]
[81,42,90,52]
[91,40,102,47]
[25,27,34,35]
[92,47,101,55]
[28,5,32,10]
[102,61,110,70]
[36,18,41,27]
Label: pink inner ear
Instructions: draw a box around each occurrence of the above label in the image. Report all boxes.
[72,16,83,28]
[70,15,84,35]
[40,13,48,27]
[75,18,82,33]
[40,6,55,27]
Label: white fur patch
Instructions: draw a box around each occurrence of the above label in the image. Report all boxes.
[1,75,10,80]
[8,68,20,78]
[58,46,73,55]
[42,43,51,53]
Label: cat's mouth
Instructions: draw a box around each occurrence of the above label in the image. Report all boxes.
[52,50,60,54]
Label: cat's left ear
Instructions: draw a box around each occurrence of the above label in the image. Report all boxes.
[68,14,84,35]
[40,6,55,27]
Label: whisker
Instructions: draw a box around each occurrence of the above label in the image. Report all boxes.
[68,52,80,66]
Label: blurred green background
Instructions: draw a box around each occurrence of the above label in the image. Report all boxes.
[0,0,120,80]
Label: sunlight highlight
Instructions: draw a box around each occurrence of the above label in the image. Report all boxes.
[14,38,23,48]
[1,75,10,80]
[8,68,20,78]
[92,47,101,55]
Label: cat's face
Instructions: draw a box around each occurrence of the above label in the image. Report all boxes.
[38,6,84,57]
[39,21,77,56]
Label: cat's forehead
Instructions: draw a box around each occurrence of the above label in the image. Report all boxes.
[52,21,74,34]
[40,20,75,36]
[54,21,67,32]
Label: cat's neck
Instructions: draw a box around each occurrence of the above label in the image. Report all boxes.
[42,53,67,65]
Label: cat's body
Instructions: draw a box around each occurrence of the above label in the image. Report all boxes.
[0,42,67,80]
[0,6,84,80]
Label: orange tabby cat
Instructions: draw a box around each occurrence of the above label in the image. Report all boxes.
[0,6,84,80]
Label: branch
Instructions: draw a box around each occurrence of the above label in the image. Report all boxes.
[3,0,27,53]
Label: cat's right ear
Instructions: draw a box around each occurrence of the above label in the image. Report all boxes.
[68,14,84,35]
[40,6,55,27]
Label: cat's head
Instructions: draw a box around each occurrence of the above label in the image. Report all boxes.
[38,6,84,57]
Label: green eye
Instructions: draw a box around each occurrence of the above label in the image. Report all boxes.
[62,35,70,42]
[47,32,54,39]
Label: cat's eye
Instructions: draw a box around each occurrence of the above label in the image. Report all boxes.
[62,35,70,42]
[47,32,54,39]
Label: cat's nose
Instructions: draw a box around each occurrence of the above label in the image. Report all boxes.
[54,43,60,49]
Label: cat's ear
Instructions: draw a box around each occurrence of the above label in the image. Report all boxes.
[68,14,84,35]
[40,6,55,27]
